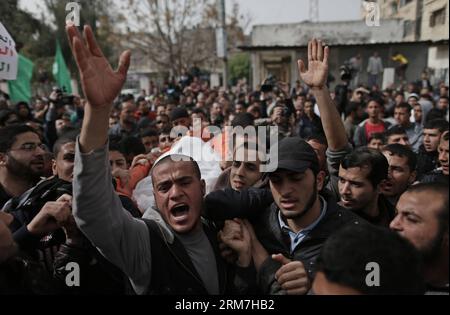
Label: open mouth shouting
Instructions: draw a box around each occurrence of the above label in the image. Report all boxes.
[170,203,190,224]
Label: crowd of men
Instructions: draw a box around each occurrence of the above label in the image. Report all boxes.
[0,25,448,295]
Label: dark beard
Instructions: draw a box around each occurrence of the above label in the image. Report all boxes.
[420,229,445,264]
[282,184,318,220]
[6,153,43,183]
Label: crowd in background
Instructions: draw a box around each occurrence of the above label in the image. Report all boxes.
[0,32,448,295]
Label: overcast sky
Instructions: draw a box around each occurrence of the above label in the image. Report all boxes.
[19,0,363,33]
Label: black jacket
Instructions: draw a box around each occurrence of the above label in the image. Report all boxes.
[3,176,133,294]
[420,169,449,185]
[205,188,364,294]
[0,184,12,210]
[142,219,255,295]
[416,145,439,180]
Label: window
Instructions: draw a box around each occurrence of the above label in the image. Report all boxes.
[391,1,398,14]
[399,0,413,7]
[403,20,415,37]
[430,7,446,27]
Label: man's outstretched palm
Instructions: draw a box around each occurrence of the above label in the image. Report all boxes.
[298,39,329,89]
[66,24,130,109]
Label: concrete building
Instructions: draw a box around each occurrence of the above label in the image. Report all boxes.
[242,19,433,90]
[421,0,449,84]
[377,0,424,41]
[371,0,448,84]
[242,0,449,90]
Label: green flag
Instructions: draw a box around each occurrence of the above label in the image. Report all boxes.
[7,54,34,103]
[52,41,72,94]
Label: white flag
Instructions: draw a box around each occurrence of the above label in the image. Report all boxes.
[0,21,18,80]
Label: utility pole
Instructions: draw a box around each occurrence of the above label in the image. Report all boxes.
[216,0,228,88]
[309,0,319,23]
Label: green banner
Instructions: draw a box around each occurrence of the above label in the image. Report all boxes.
[7,54,34,103]
[52,40,72,94]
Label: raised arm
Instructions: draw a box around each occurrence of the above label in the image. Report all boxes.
[66,24,130,153]
[68,24,151,294]
[298,39,347,150]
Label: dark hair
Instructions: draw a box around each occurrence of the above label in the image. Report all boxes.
[395,102,412,113]
[368,132,385,143]
[315,224,425,294]
[0,124,39,153]
[53,131,78,157]
[305,134,328,147]
[382,144,417,172]
[384,125,407,140]
[160,127,172,136]
[345,102,361,117]
[119,136,146,157]
[191,108,207,116]
[423,119,449,133]
[443,131,449,142]
[439,96,449,101]
[394,91,404,98]
[234,101,247,109]
[367,98,383,107]
[341,147,389,188]
[140,128,159,138]
[108,137,125,154]
[293,93,307,101]
[406,182,449,233]
[231,113,255,128]
[15,101,32,120]
[425,108,445,122]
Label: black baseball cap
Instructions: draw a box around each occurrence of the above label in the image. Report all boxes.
[268,137,319,174]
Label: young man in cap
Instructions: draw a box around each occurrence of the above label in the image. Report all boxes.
[206,39,364,295]
[206,137,364,295]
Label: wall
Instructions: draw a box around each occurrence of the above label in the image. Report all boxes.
[427,45,449,85]
[421,0,449,41]
[249,42,430,90]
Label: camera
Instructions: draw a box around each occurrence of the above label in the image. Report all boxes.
[261,75,277,93]
[339,62,352,81]
[52,87,75,107]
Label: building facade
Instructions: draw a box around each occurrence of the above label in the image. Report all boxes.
[243,19,434,90]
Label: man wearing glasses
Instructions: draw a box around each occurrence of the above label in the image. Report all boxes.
[0,125,47,209]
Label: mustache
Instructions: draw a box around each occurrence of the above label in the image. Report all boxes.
[31,157,44,163]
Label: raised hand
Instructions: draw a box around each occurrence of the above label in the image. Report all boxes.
[66,24,131,109]
[297,39,329,90]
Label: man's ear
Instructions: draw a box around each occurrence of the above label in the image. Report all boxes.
[52,159,57,176]
[378,179,389,194]
[0,152,7,166]
[316,170,326,191]
[408,171,417,185]
[201,179,206,196]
